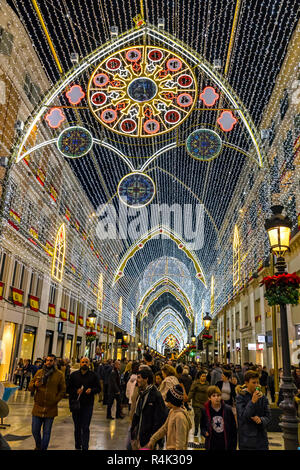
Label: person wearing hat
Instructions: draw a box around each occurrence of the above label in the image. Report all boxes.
[146,384,192,450]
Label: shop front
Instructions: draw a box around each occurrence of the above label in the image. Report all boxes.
[65,334,73,359]
[20,326,37,362]
[0,321,17,381]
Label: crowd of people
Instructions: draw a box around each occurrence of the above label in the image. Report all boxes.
[6,352,300,451]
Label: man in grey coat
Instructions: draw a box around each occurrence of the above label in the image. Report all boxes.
[210,363,223,385]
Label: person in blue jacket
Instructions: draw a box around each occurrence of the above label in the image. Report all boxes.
[236,370,271,450]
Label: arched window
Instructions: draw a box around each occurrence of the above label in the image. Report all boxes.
[52,223,66,282]
[233,225,240,286]
[97,273,103,311]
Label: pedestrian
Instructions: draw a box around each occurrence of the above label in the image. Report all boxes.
[67,357,101,450]
[210,363,223,385]
[126,361,139,412]
[106,360,124,419]
[28,354,66,450]
[154,371,163,388]
[102,360,112,405]
[188,370,209,437]
[146,384,192,450]
[215,370,236,406]
[21,359,32,390]
[200,385,237,450]
[236,370,271,450]
[143,352,157,374]
[159,364,179,403]
[13,358,24,387]
[234,365,244,385]
[130,367,167,449]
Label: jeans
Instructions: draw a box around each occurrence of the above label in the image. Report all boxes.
[106,393,122,418]
[72,405,93,450]
[32,416,54,450]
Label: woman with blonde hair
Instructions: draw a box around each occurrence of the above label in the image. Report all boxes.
[159,364,179,403]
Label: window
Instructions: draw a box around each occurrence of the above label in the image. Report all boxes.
[283,130,294,170]
[23,73,41,106]
[233,225,240,286]
[0,27,14,56]
[11,260,26,290]
[49,282,57,305]
[0,252,7,281]
[280,89,289,120]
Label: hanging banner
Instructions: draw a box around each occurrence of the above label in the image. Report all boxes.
[0,281,4,300]
[36,167,46,186]
[109,328,113,336]
[97,324,101,333]
[12,287,24,306]
[65,207,71,221]
[78,316,84,326]
[103,326,107,334]
[8,209,21,230]
[28,294,39,312]
[48,303,56,317]
[50,185,57,202]
[29,227,38,240]
[69,312,75,323]
[60,308,68,321]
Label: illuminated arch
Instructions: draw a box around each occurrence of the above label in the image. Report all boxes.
[138,277,193,314]
[233,225,240,286]
[52,223,66,282]
[15,25,263,167]
[113,226,206,287]
[140,286,193,321]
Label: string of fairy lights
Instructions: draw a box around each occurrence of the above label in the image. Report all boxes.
[1,0,299,347]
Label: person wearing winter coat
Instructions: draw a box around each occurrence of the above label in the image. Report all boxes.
[236,370,271,450]
[126,361,139,410]
[210,363,223,385]
[146,384,192,450]
[215,370,236,407]
[188,371,209,436]
[200,385,237,450]
[159,365,179,403]
[28,354,66,450]
[102,360,112,405]
[130,368,168,449]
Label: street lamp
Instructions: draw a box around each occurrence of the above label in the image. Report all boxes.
[87,309,97,358]
[265,205,298,450]
[191,333,196,343]
[203,312,212,367]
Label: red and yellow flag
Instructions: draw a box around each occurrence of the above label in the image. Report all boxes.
[0,281,4,300]
[48,303,56,317]
[60,308,67,321]
[78,316,84,327]
[69,312,75,323]
[28,294,39,312]
[12,287,24,306]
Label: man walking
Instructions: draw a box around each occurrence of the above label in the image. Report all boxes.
[28,354,66,450]
[67,357,101,450]
[130,368,168,449]
[107,360,123,419]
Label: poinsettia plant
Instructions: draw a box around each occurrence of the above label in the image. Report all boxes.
[260,272,300,306]
[85,331,97,343]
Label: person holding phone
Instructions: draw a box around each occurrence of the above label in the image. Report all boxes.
[236,370,271,450]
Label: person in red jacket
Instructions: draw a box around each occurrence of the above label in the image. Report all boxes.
[200,386,237,450]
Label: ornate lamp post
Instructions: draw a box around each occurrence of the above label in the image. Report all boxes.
[86,309,97,359]
[203,312,212,367]
[265,205,298,450]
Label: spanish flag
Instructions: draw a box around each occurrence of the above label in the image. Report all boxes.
[65,207,71,221]
[9,209,21,224]
[36,168,46,186]
[48,303,56,317]
[97,324,101,332]
[69,312,75,323]
[50,185,57,202]
[28,294,39,312]
[29,227,38,239]
[45,241,54,256]
[12,287,24,306]
[60,308,67,321]
[78,316,84,327]
[0,281,4,300]
[103,326,107,334]
[75,220,80,232]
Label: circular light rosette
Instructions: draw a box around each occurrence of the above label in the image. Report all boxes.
[57,126,93,158]
[186,129,223,161]
[88,45,197,137]
[118,172,156,208]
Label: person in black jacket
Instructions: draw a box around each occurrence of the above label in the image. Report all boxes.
[130,368,168,449]
[107,360,124,419]
[102,360,112,405]
[67,357,101,450]
[200,385,237,450]
[215,370,236,406]
[236,370,271,450]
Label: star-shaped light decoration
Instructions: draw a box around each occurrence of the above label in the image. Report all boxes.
[199,86,219,107]
[66,85,85,105]
[217,110,238,132]
[45,108,65,128]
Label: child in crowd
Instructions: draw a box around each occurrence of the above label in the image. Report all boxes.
[200,385,237,450]
[236,370,271,450]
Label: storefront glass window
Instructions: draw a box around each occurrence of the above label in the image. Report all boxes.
[20,332,35,361]
[0,322,16,381]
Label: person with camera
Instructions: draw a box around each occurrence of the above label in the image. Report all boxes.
[28,354,66,450]
[236,370,271,450]
[67,356,101,450]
